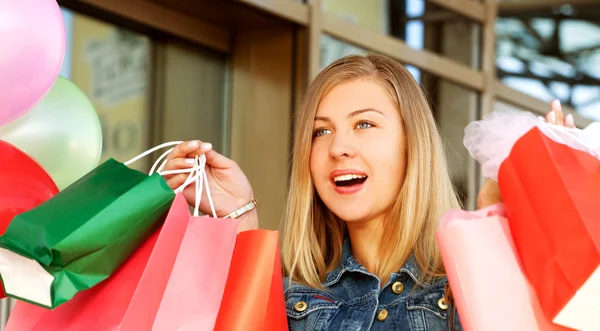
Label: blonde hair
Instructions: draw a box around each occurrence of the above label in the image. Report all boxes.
[282,54,460,288]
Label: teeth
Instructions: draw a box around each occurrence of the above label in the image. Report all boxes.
[334,174,366,182]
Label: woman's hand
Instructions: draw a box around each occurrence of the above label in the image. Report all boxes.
[161,140,258,231]
[476,100,575,209]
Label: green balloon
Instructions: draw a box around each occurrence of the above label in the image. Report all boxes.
[0,76,102,189]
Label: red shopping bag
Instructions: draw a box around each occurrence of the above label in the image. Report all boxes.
[498,127,600,330]
[4,193,239,331]
[214,230,288,331]
[437,204,573,331]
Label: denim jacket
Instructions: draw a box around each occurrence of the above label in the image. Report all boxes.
[283,239,462,330]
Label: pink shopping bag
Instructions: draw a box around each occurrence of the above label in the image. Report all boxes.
[151,206,239,330]
[436,204,573,331]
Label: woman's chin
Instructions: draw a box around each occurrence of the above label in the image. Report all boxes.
[328,207,372,225]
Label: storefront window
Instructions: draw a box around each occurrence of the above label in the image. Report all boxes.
[161,40,228,155]
[321,34,367,69]
[496,6,600,120]
[59,7,229,171]
[322,0,390,35]
[61,8,152,171]
[321,0,424,81]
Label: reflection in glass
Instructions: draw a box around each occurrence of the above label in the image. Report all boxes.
[162,41,227,155]
[321,0,424,82]
[60,7,152,171]
[496,6,600,120]
[321,34,367,69]
[322,0,390,34]
[404,0,424,82]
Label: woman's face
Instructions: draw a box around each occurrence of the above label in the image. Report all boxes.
[310,79,407,224]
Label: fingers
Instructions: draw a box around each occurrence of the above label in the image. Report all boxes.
[565,113,575,128]
[167,140,202,160]
[165,140,212,161]
[545,111,554,124]
[161,139,237,173]
[161,157,196,174]
[550,99,561,114]
[161,140,205,184]
[159,140,220,192]
[204,149,237,169]
[163,140,213,170]
[166,173,191,191]
[547,100,564,126]
[546,99,576,128]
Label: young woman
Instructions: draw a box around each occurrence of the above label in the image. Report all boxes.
[161,54,572,330]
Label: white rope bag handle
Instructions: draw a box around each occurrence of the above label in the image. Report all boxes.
[177,155,217,217]
[123,141,202,194]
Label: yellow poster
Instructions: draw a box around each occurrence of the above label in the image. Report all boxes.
[70,14,151,171]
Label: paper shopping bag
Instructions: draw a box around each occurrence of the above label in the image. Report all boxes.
[498,127,600,330]
[4,193,237,331]
[214,230,289,331]
[150,199,239,330]
[437,204,573,331]
[0,157,174,309]
[0,140,60,300]
[4,223,162,331]
[121,192,241,331]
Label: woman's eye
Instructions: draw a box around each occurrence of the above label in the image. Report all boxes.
[356,121,373,129]
[313,128,331,137]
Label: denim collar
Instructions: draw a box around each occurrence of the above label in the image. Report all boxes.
[322,237,429,288]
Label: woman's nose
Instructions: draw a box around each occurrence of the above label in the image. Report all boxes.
[329,133,356,159]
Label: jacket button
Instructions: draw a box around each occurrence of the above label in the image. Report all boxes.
[377,309,388,321]
[294,301,308,312]
[438,297,448,310]
[392,281,404,294]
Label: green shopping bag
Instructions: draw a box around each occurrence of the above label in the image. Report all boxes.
[0,142,194,309]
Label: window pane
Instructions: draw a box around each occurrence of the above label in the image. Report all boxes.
[496,7,600,121]
[431,79,477,208]
[323,0,390,35]
[161,41,227,155]
[322,0,483,70]
[321,34,368,69]
[321,34,426,83]
[61,8,152,171]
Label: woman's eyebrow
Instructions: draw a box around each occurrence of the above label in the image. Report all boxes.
[314,108,386,122]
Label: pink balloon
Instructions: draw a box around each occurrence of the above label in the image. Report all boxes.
[0,0,65,126]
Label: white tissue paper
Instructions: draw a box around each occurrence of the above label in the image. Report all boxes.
[463,110,600,181]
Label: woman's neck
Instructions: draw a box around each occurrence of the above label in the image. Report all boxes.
[346,215,385,274]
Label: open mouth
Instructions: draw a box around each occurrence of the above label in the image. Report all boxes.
[333,174,368,187]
